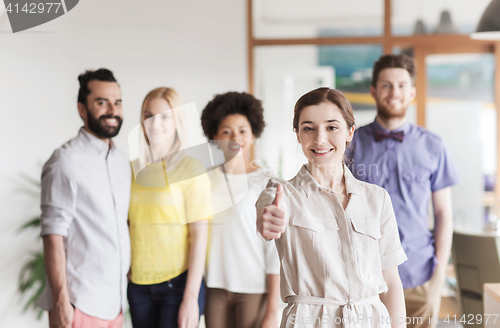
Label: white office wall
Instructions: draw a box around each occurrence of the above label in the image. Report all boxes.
[0,0,246,326]
[427,103,484,232]
[254,45,328,179]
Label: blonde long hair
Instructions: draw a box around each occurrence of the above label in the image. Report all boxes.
[133,87,186,179]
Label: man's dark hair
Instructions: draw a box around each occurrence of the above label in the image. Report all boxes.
[201,92,265,140]
[77,69,117,105]
[371,54,416,87]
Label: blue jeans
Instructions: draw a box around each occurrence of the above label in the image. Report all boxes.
[127,271,206,328]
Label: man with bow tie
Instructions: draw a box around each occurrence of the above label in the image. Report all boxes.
[347,54,460,328]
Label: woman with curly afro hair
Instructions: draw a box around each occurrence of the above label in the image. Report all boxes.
[201,92,281,328]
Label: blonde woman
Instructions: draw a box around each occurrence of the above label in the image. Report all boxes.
[128,87,212,328]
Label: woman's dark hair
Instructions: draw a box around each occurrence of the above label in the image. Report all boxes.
[77,68,118,106]
[293,87,355,133]
[201,92,265,140]
[371,54,416,87]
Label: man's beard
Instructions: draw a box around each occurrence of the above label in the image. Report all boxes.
[85,106,123,139]
[375,100,407,120]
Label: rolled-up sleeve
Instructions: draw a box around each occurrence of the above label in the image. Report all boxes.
[40,153,77,237]
[430,139,460,192]
[378,189,407,270]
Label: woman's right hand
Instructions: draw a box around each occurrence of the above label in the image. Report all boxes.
[257,184,286,240]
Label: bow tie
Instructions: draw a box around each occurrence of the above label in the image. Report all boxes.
[374,129,405,142]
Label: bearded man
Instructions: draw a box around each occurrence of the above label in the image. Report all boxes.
[348,54,460,328]
[38,69,131,328]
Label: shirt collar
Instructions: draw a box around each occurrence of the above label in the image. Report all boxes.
[371,118,411,135]
[298,164,363,198]
[78,127,115,156]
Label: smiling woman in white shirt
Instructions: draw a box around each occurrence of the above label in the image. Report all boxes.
[256,87,408,328]
[201,92,281,328]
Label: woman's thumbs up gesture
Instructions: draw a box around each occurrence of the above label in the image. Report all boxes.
[257,184,287,240]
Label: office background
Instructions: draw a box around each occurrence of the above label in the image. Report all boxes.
[0,0,497,327]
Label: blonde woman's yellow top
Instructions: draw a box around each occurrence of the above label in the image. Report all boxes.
[129,156,212,285]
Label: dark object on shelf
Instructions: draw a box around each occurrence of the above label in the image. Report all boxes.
[434,10,458,34]
[413,19,427,35]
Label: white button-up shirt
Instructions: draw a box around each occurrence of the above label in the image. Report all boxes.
[37,128,131,320]
[256,165,407,328]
